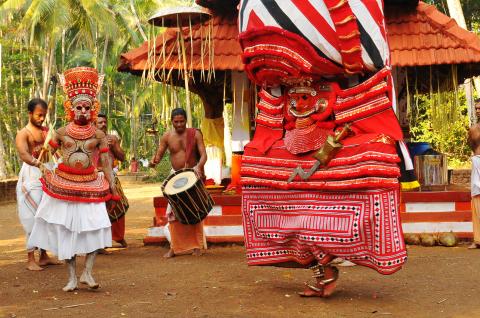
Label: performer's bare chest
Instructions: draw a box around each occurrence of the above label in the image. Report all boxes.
[61,135,98,168]
[168,136,188,154]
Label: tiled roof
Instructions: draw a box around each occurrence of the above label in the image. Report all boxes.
[119,1,480,74]
[118,16,244,73]
[386,1,480,66]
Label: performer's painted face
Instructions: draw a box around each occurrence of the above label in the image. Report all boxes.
[172,115,187,133]
[29,105,47,127]
[73,99,93,125]
[287,86,327,118]
[96,116,107,133]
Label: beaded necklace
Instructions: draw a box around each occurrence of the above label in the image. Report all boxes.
[65,122,96,140]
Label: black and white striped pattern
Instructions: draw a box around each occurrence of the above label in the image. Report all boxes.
[239,0,390,71]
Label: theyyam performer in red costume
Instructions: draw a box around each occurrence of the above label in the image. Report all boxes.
[28,67,119,291]
[238,0,407,297]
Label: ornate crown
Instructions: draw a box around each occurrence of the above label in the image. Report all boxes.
[59,67,104,101]
[58,67,105,122]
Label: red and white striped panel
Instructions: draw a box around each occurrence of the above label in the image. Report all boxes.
[400,191,472,238]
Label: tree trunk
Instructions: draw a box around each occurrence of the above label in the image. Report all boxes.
[42,44,55,100]
[29,57,42,97]
[0,123,8,179]
[446,0,467,28]
[130,0,147,42]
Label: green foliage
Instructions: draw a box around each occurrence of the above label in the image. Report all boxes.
[424,0,480,32]
[0,0,204,177]
[143,153,172,183]
[409,90,471,168]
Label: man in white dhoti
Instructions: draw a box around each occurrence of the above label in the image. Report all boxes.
[28,67,119,291]
[15,98,60,271]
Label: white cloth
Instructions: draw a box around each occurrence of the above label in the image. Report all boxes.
[204,146,223,184]
[28,193,112,260]
[472,156,480,197]
[139,158,149,168]
[16,163,43,251]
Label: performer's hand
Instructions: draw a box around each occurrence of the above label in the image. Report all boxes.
[148,161,156,168]
[193,165,204,179]
[106,135,115,147]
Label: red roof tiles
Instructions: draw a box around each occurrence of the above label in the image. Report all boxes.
[386,1,480,66]
[119,1,480,74]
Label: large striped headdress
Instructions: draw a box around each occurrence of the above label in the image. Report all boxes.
[239,0,390,85]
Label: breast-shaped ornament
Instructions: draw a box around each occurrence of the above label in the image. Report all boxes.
[66,151,91,169]
[82,138,98,154]
[62,135,77,152]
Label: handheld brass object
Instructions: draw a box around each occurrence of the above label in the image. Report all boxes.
[287,124,351,183]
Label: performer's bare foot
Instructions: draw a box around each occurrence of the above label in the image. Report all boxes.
[468,243,480,249]
[63,279,78,292]
[192,248,202,256]
[38,258,62,266]
[79,271,99,289]
[26,261,44,271]
[38,251,62,266]
[63,257,78,292]
[163,249,175,258]
[298,265,339,298]
[26,251,43,271]
[117,239,128,248]
[97,248,112,255]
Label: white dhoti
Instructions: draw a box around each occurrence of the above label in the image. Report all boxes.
[28,193,112,260]
[16,163,43,252]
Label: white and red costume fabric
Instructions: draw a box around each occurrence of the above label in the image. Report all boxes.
[239,0,407,274]
[28,67,112,260]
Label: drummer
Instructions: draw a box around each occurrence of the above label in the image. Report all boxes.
[95,113,128,249]
[149,108,207,258]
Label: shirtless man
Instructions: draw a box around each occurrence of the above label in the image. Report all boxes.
[96,113,128,248]
[15,98,59,271]
[150,108,207,258]
[468,99,480,249]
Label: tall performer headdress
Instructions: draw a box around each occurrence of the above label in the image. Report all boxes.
[58,66,105,122]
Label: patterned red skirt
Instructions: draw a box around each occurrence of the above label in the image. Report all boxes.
[242,186,407,274]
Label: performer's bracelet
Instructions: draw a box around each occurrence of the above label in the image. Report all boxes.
[49,140,60,149]
[111,194,121,201]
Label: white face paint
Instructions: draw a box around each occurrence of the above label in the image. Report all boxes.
[72,98,93,125]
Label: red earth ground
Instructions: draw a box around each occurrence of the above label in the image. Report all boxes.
[1,177,479,318]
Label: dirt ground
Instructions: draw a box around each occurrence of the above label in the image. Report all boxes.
[1,178,480,318]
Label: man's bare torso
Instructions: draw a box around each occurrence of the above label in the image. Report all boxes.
[166,129,197,171]
[469,124,480,155]
[20,125,46,157]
